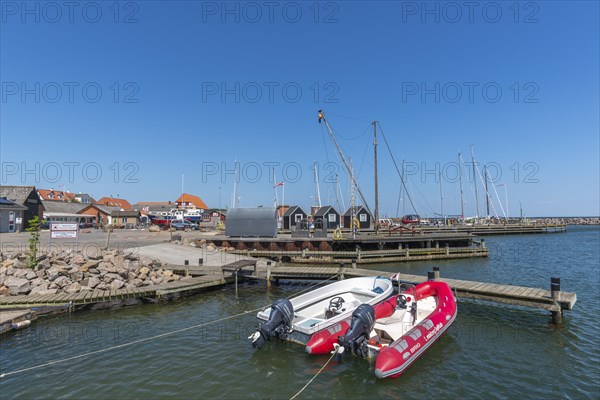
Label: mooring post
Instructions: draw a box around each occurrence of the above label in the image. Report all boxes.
[266,261,272,288]
[235,271,238,298]
[427,271,435,281]
[551,277,562,324]
[481,239,486,248]
[433,266,440,280]
[445,244,450,255]
[339,262,345,280]
[352,258,357,269]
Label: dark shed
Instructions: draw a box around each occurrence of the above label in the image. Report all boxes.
[343,206,372,229]
[314,205,341,230]
[282,205,307,230]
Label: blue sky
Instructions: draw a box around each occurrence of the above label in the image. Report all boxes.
[1,1,598,217]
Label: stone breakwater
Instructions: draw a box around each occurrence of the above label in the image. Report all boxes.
[530,217,599,225]
[0,249,190,297]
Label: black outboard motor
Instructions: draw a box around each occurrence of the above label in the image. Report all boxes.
[337,304,376,358]
[250,298,294,349]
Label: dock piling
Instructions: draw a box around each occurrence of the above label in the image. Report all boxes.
[551,277,563,324]
[266,261,272,288]
[352,258,357,269]
[433,266,440,280]
[235,271,238,298]
[339,263,345,280]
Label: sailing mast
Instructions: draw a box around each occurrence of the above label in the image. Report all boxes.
[458,152,465,221]
[350,158,356,239]
[231,160,238,208]
[318,110,374,218]
[484,164,490,218]
[313,161,322,208]
[439,171,445,225]
[373,121,379,234]
[470,146,480,219]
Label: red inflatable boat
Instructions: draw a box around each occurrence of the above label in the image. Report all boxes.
[306,280,457,379]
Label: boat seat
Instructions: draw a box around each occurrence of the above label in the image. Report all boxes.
[376,310,408,325]
[350,288,378,297]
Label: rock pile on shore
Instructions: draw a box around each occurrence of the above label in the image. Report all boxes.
[0,249,189,297]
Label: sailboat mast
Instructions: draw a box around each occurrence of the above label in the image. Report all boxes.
[439,171,444,225]
[458,152,465,221]
[314,161,322,207]
[470,146,480,218]
[350,158,356,239]
[232,160,238,208]
[484,164,490,218]
[373,121,379,234]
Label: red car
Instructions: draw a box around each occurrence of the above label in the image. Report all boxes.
[402,214,420,225]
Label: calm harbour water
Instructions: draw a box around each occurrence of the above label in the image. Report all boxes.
[1,226,599,399]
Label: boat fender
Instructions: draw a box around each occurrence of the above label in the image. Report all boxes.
[11,320,31,330]
[337,304,376,358]
[250,298,294,349]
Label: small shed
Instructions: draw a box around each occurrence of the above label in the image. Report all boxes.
[110,210,140,228]
[0,198,27,233]
[225,207,278,237]
[314,205,341,230]
[343,206,372,229]
[282,205,307,230]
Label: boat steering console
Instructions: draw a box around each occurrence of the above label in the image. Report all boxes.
[326,296,345,319]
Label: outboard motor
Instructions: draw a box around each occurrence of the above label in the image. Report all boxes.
[336,304,376,358]
[250,298,294,349]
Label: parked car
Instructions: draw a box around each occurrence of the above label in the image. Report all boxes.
[41,220,51,230]
[402,214,421,225]
[170,220,199,231]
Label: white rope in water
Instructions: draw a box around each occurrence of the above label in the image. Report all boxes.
[0,274,342,380]
[289,350,338,400]
[0,308,262,379]
[288,274,340,297]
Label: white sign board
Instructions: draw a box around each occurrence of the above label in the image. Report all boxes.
[15,218,22,224]
[50,222,79,239]
[51,223,78,231]
[51,231,78,239]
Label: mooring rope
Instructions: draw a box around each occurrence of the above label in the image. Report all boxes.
[453,287,463,302]
[288,273,341,297]
[0,274,342,380]
[289,350,338,400]
[0,307,265,380]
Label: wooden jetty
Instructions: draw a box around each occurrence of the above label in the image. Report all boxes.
[259,265,576,324]
[228,245,487,264]
[416,223,567,236]
[0,257,576,325]
[0,273,238,310]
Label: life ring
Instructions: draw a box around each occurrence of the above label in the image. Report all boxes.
[333,228,342,240]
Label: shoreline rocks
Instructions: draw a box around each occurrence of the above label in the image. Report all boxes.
[0,249,189,297]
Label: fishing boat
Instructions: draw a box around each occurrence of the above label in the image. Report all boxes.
[249,276,393,349]
[307,280,457,378]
